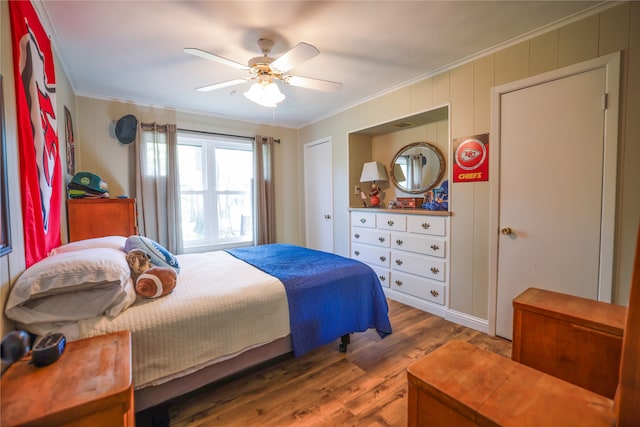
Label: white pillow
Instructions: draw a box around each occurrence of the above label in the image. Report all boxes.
[49,236,127,256]
[5,248,136,325]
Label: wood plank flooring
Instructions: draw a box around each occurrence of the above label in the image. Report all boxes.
[165,300,511,426]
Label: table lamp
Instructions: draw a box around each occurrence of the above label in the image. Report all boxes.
[360,161,389,207]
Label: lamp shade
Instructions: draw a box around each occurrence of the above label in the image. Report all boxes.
[360,161,389,183]
[244,81,285,107]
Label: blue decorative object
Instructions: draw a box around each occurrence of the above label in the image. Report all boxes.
[422,180,449,211]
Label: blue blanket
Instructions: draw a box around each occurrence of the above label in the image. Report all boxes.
[227,244,392,357]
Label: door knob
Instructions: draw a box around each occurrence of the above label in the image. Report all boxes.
[501,227,513,235]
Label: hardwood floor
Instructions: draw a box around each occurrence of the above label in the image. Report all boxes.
[165,300,511,426]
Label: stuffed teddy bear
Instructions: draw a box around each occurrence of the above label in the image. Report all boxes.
[125,249,152,282]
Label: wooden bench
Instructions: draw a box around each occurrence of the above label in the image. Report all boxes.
[407,226,640,426]
[512,287,625,398]
[407,340,615,426]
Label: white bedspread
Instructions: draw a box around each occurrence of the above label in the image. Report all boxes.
[70,251,290,389]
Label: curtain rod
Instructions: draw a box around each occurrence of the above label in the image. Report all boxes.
[176,128,280,143]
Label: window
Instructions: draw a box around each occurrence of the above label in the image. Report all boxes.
[177,131,254,252]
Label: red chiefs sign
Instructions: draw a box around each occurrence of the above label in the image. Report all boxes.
[453,134,489,183]
[9,0,62,266]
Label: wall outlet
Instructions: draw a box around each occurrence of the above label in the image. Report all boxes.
[354,185,361,195]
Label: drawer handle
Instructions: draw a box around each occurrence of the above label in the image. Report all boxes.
[379,256,387,262]
[387,220,394,226]
[378,237,385,243]
[360,218,367,223]
[379,275,386,282]
[354,251,360,256]
[430,267,440,275]
[430,244,440,251]
[354,233,360,239]
[430,289,440,297]
[395,259,403,266]
[396,239,403,246]
[422,222,431,229]
[395,280,403,286]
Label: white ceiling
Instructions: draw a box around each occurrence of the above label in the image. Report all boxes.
[36,1,604,128]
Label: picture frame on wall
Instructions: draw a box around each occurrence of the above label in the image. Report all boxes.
[64,106,75,176]
[0,74,12,256]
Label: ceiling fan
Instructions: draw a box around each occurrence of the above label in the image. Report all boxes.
[184,38,342,107]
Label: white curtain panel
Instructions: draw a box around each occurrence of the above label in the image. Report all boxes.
[135,123,183,254]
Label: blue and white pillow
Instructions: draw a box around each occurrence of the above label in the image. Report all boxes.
[125,236,180,273]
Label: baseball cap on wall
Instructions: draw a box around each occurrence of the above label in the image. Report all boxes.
[115,114,138,144]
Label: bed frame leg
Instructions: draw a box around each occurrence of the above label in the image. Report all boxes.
[339,334,350,352]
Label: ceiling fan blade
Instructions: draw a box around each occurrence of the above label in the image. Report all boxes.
[271,42,320,73]
[196,78,248,92]
[285,75,342,92]
[184,47,249,70]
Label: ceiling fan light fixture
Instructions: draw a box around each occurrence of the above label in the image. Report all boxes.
[186,38,341,104]
[244,81,285,108]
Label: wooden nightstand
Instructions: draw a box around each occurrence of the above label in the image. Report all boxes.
[1,330,134,427]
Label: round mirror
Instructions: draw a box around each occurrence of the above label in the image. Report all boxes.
[390,142,445,194]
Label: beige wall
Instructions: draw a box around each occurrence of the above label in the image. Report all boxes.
[299,2,640,318]
[347,132,372,208]
[0,0,17,337]
[347,118,449,209]
[370,119,449,204]
[74,97,304,247]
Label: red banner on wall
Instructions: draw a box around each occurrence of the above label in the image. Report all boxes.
[9,0,61,266]
[453,133,489,183]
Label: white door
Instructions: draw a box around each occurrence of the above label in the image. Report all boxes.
[304,138,334,252]
[491,54,619,339]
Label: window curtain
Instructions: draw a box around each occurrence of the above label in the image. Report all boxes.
[135,123,183,254]
[255,135,276,244]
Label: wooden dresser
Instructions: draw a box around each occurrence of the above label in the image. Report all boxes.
[350,208,450,316]
[512,287,625,398]
[1,331,134,427]
[67,198,137,242]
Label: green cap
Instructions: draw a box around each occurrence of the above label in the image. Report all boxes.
[70,172,109,193]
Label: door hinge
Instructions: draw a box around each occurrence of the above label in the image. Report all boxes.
[603,93,608,110]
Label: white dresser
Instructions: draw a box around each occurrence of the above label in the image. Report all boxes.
[350,208,450,316]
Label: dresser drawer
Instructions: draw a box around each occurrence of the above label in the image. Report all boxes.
[390,271,445,305]
[407,215,446,236]
[377,214,407,231]
[391,251,446,282]
[351,211,377,228]
[352,244,391,268]
[369,265,390,288]
[351,228,391,247]
[391,233,446,258]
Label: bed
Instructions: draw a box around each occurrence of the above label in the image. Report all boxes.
[5,237,392,411]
